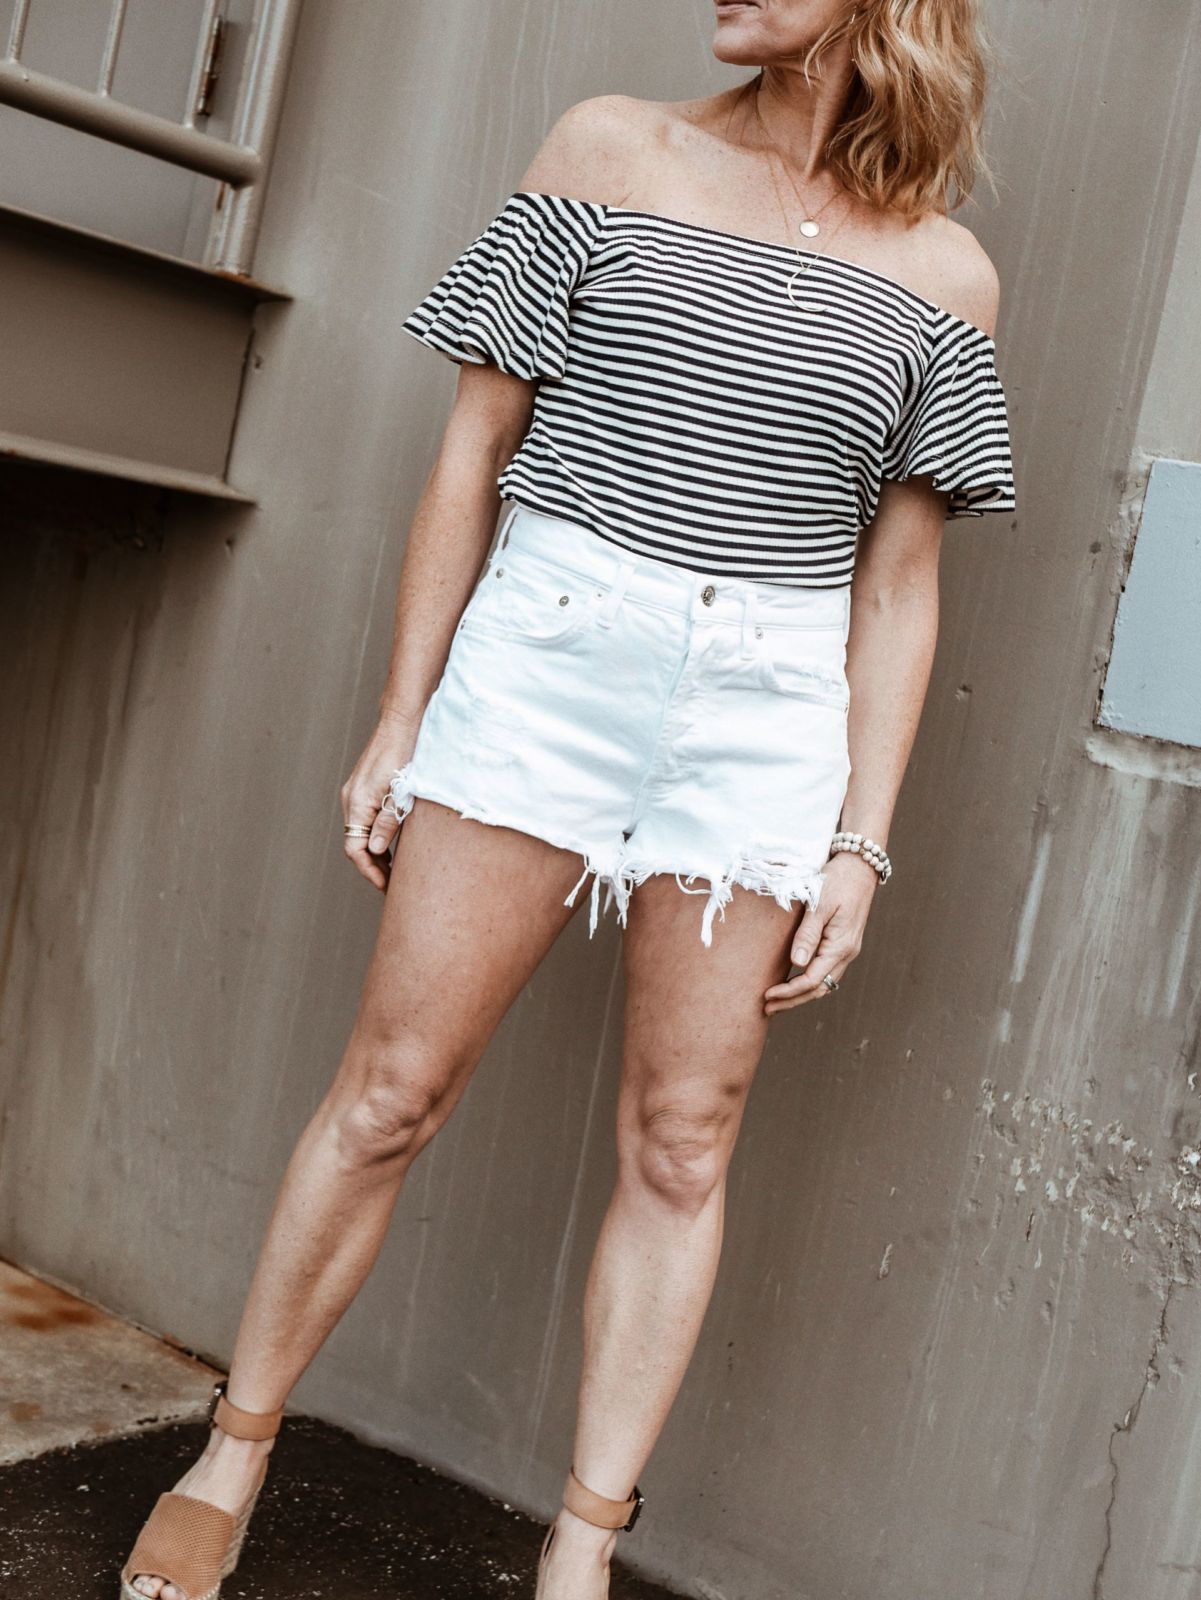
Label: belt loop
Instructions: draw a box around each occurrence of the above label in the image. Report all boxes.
[598,559,637,629]
[741,589,759,659]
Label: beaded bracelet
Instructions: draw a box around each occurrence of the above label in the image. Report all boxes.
[829,830,892,885]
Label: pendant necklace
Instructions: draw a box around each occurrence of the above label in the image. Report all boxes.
[750,78,853,312]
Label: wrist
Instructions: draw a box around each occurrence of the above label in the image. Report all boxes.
[827,848,879,881]
[828,829,892,886]
[836,817,889,850]
[377,699,424,732]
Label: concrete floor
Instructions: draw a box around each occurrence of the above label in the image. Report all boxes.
[0,1262,218,1464]
[0,1264,677,1598]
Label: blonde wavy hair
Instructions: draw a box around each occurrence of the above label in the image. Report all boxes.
[773,0,1000,219]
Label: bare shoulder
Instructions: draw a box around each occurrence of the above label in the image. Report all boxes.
[516,95,669,207]
[911,212,1002,337]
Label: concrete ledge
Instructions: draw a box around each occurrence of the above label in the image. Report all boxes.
[0,203,283,497]
[0,429,255,502]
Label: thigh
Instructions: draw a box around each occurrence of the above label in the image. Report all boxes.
[352,797,587,1065]
[619,874,800,1128]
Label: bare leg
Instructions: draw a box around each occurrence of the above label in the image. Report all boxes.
[133,800,586,1599]
[537,876,798,1599]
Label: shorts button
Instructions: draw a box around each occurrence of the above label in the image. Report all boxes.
[558,595,570,606]
[701,584,716,606]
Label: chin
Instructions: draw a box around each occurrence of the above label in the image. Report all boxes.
[712,4,769,64]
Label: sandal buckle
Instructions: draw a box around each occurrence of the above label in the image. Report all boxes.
[206,1378,228,1425]
[623,1486,645,1532]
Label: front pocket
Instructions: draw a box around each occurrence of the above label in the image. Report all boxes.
[764,660,850,707]
[458,560,600,647]
[758,632,850,709]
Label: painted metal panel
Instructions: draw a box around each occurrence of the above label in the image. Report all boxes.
[1099,457,1201,747]
[0,0,294,269]
[0,205,281,485]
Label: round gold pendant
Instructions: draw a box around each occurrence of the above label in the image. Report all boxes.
[799,219,820,238]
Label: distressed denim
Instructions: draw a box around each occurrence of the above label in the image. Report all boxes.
[386,505,853,945]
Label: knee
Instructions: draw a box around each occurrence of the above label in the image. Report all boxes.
[331,1032,463,1167]
[626,1098,735,1217]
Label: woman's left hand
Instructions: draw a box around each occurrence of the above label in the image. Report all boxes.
[763,851,880,1015]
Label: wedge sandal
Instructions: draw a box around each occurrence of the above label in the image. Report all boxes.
[119,1380,283,1600]
[537,1468,645,1580]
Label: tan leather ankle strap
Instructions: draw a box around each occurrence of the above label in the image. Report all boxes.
[563,1469,645,1532]
[207,1380,284,1441]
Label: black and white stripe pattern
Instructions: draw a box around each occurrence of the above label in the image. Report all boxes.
[403,191,1017,588]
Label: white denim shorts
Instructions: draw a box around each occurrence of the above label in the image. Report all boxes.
[386,505,853,945]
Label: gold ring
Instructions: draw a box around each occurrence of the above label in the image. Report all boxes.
[343,824,371,838]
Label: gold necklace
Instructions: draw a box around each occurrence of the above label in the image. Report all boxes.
[750,81,853,311]
[763,146,853,311]
[723,76,842,238]
[752,77,846,238]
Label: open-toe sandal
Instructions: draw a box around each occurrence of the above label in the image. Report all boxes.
[119,1380,283,1600]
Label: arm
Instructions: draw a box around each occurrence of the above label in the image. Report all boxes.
[765,231,1001,1012]
[837,480,946,857]
[342,95,643,888]
[764,478,947,1012]
[341,362,535,888]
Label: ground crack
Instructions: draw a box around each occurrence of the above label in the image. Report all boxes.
[1092,1272,1178,1599]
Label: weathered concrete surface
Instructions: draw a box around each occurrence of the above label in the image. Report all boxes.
[0,1415,679,1599]
[2,3,1201,1598]
[0,1261,217,1465]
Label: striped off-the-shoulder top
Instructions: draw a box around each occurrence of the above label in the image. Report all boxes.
[401,191,1018,589]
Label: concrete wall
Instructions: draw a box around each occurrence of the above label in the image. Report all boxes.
[3,3,1201,1596]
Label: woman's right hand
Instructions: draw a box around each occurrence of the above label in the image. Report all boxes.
[340,708,422,891]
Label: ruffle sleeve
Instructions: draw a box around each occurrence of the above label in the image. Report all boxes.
[402,191,606,384]
[881,316,1017,519]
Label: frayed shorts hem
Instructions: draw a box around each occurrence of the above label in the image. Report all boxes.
[383,765,826,948]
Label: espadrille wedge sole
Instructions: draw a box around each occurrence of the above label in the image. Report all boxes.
[119,1381,282,1600]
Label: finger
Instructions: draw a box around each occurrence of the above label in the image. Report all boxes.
[342,785,394,882]
[341,780,381,828]
[765,932,854,1004]
[343,833,389,891]
[764,919,840,1002]
[762,904,830,1005]
[368,806,400,858]
[789,898,828,971]
[764,955,850,1015]
[792,937,854,993]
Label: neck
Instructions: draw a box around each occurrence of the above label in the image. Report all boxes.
[753,58,857,184]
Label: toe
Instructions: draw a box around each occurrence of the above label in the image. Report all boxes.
[133,1578,162,1597]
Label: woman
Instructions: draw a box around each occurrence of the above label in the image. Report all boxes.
[122,2,1016,1597]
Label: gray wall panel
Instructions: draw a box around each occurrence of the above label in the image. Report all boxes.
[3,4,1201,1596]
